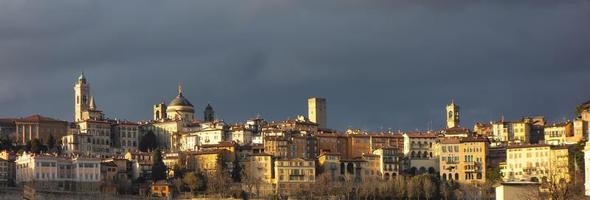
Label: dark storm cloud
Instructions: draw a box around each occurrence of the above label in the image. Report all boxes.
[0,0,589,131]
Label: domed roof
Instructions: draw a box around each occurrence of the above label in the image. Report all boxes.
[169,94,193,107]
[168,84,193,107]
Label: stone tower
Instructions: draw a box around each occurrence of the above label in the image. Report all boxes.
[308,97,327,129]
[74,72,90,122]
[446,100,460,128]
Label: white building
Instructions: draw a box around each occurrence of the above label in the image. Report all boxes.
[15,152,101,191]
[230,125,253,145]
[403,132,439,173]
[193,121,228,146]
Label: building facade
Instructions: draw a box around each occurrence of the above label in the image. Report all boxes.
[503,144,571,183]
[14,115,68,145]
[15,153,101,192]
[439,137,488,184]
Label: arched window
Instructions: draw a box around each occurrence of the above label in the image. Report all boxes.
[442,174,447,180]
[455,173,459,180]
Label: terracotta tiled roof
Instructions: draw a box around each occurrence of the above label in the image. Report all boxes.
[16,114,66,123]
[405,132,438,138]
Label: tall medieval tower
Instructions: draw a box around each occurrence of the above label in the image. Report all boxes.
[74,73,90,122]
[446,100,460,128]
[308,97,327,129]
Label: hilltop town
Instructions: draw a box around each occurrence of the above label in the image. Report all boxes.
[0,73,589,199]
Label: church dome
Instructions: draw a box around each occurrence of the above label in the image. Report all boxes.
[169,94,193,107]
[166,84,195,115]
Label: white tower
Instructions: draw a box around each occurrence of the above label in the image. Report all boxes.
[74,73,90,122]
[446,100,460,128]
[308,97,327,129]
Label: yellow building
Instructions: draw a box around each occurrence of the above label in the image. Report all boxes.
[151,180,172,198]
[504,144,571,183]
[439,137,489,184]
[244,153,273,183]
[361,154,381,180]
[273,158,315,195]
[544,122,574,145]
[242,153,273,195]
[186,150,226,175]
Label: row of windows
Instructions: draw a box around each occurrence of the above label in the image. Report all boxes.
[276,161,313,167]
[441,146,460,153]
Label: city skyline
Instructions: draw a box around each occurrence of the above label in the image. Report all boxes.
[0,0,589,131]
[0,71,587,131]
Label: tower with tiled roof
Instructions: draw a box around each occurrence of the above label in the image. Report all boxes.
[74,72,90,122]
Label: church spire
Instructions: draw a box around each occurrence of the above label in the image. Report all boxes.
[178,83,183,96]
[89,96,96,110]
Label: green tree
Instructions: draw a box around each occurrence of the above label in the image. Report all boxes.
[24,140,32,152]
[47,134,56,150]
[487,166,503,184]
[151,149,167,181]
[0,136,13,151]
[30,138,46,154]
[56,139,63,154]
[231,159,242,182]
[139,131,158,152]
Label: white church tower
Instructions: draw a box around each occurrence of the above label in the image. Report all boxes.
[74,72,90,122]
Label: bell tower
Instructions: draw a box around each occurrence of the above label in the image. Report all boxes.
[446,100,460,128]
[74,72,90,122]
[154,102,167,120]
[204,103,215,122]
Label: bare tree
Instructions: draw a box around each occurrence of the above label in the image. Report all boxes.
[240,166,261,197]
[339,174,356,200]
[172,178,184,194]
[312,173,333,199]
[206,170,232,198]
[440,181,452,200]
[422,175,436,200]
[407,177,419,200]
[392,177,407,200]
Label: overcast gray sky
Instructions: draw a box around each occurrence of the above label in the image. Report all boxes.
[0,0,589,131]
